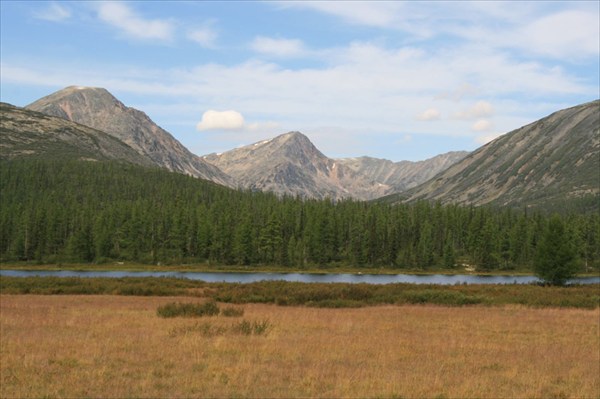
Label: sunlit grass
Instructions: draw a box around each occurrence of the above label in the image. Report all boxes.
[1,295,598,398]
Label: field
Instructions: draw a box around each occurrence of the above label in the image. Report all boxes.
[1,294,598,398]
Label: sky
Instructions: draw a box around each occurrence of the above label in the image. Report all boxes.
[1,1,598,162]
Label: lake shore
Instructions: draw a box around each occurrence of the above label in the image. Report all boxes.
[0,261,556,276]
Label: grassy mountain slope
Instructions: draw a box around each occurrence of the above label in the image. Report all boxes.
[382,100,599,210]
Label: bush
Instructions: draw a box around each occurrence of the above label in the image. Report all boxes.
[157,301,220,318]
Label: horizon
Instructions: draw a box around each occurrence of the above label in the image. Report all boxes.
[1,1,598,162]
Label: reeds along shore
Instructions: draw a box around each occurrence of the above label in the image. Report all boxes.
[1,276,599,308]
[1,295,598,398]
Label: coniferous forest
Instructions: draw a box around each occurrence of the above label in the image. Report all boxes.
[1,159,598,272]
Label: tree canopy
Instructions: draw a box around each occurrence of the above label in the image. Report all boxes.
[1,159,598,275]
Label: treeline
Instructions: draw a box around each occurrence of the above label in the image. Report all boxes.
[1,159,598,271]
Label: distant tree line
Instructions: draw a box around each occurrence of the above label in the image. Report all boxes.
[1,159,598,272]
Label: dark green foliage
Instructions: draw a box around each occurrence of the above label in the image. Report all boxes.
[1,158,598,272]
[534,215,579,285]
[156,301,220,318]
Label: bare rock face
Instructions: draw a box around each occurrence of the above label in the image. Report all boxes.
[336,151,468,193]
[385,100,600,208]
[26,86,234,187]
[0,102,153,166]
[203,132,390,200]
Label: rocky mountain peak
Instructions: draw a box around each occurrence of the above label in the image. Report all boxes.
[203,131,389,200]
[26,86,234,187]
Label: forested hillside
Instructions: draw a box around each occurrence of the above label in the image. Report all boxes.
[1,159,598,271]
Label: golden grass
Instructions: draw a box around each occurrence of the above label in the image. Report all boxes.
[1,295,598,398]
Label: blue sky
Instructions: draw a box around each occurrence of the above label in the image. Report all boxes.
[1,1,598,161]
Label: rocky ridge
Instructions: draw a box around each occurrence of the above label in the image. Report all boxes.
[26,86,234,187]
[203,132,390,200]
[0,102,153,166]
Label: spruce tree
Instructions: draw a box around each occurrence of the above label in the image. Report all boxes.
[534,215,578,285]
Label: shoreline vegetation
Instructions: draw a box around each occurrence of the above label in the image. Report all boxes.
[1,276,598,309]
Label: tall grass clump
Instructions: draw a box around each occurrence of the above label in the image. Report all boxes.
[232,319,272,336]
[157,301,219,318]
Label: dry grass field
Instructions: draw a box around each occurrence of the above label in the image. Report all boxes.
[1,295,598,398]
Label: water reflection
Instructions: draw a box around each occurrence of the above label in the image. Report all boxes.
[1,269,598,285]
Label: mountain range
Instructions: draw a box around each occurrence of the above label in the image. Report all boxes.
[1,86,598,209]
[383,99,599,209]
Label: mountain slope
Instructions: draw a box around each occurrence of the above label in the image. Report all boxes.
[26,86,233,187]
[203,132,389,200]
[384,100,600,208]
[0,102,153,166]
[337,151,468,193]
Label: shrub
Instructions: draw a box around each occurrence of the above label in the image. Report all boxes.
[157,301,220,318]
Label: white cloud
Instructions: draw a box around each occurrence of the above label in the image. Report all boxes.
[455,100,494,119]
[96,2,174,41]
[472,119,493,132]
[34,2,71,22]
[281,1,402,28]
[518,10,600,59]
[417,108,441,121]
[197,110,245,131]
[251,36,307,58]
[188,27,218,48]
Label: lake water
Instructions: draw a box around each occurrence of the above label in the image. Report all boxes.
[1,269,599,285]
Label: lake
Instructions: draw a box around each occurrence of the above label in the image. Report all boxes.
[1,269,599,285]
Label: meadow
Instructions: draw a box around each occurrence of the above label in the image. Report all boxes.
[1,294,599,398]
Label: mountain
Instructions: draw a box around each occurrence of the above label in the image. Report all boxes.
[203,131,390,200]
[336,151,468,193]
[383,100,600,209]
[0,102,153,166]
[26,86,234,187]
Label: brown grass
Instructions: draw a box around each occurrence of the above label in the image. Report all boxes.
[1,295,598,398]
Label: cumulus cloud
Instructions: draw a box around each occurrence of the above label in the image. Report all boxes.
[196,110,245,131]
[455,100,494,119]
[188,27,218,48]
[34,2,71,22]
[96,2,174,41]
[417,108,441,121]
[251,36,307,57]
[472,119,493,132]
